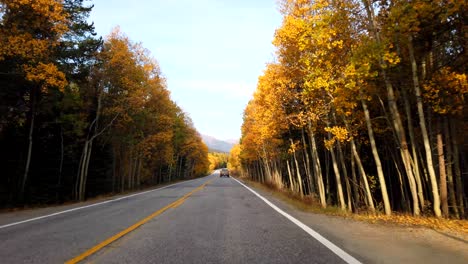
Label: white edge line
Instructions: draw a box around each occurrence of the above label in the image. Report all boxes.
[0,175,211,230]
[232,177,362,264]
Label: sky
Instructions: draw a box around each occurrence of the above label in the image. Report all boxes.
[88,0,283,141]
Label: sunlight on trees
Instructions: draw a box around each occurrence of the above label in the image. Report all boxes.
[0,0,209,206]
[234,0,467,219]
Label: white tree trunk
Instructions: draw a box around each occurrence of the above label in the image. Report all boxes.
[351,139,375,212]
[360,95,391,215]
[308,126,326,208]
[408,35,441,217]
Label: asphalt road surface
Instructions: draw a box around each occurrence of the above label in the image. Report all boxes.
[0,172,362,264]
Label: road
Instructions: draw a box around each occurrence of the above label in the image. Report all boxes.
[1,171,466,264]
[0,172,358,264]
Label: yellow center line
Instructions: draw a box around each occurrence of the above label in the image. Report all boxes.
[65,178,214,264]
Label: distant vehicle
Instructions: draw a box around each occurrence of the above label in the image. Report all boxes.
[220,168,230,177]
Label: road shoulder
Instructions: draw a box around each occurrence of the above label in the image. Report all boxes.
[0,177,205,228]
[236,177,468,264]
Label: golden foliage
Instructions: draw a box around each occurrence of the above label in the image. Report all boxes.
[423,67,467,115]
[0,0,68,60]
[228,144,241,172]
[324,126,350,149]
[24,63,67,91]
[0,0,68,92]
[240,0,467,220]
[208,152,228,171]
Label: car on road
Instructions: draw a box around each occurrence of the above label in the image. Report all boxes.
[220,168,230,177]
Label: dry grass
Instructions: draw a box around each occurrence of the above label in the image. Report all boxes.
[352,214,468,234]
[238,177,468,236]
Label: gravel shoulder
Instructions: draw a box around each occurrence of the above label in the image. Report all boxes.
[239,178,468,264]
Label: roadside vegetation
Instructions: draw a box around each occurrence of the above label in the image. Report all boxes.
[241,177,468,236]
[208,152,229,171]
[233,0,467,220]
[0,0,209,208]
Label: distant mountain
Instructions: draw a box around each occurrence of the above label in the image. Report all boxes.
[201,134,236,153]
[225,138,239,145]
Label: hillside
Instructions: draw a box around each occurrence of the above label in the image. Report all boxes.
[201,134,236,153]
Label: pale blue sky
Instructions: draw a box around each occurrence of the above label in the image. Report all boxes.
[88,0,282,141]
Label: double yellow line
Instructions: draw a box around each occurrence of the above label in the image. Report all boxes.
[66,179,213,264]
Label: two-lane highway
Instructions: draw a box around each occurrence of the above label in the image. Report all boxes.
[0,172,359,263]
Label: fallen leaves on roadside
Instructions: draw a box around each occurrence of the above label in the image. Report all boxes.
[241,178,468,235]
[352,214,468,234]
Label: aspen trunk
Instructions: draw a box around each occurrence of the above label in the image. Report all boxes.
[350,147,360,206]
[364,0,419,215]
[254,162,259,182]
[408,35,441,217]
[287,159,295,192]
[77,89,106,201]
[272,160,282,188]
[77,140,89,201]
[437,119,448,217]
[293,152,304,197]
[394,156,409,211]
[400,76,425,209]
[351,139,375,212]
[78,138,95,201]
[262,145,272,182]
[327,129,345,210]
[81,139,94,200]
[399,146,420,215]
[290,139,304,196]
[302,128,314,194]
[360,94,391,215]
[308,126,326,208]
[331,146,345,210]
[20,87,36,201]
[259,161,265,183]
[75,146,83,200]
[337,140,352,212]
[450,118,465,217]
[444,117,458,218]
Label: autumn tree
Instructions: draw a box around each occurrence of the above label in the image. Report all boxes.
[239,0,467,219]
[0,4,210,206]
[0,0,68,201]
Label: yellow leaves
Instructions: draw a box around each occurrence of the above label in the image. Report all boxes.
[324,138,335,151]
[324,126,351,146]
[0,0,68,55]
[0,35,49,61]
[24,62,67,91]
[305,75,330,91]
[0,0,68,93]
[208,152,229,171]
[423,67,467,115]
[138,131,174,163]
[244,63,290,149]
[288,140,300,154]
[383,51,400,66]
[228,144,241,171]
